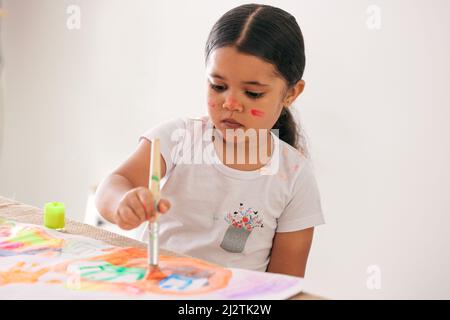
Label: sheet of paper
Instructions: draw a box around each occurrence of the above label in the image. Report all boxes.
[0,219,303,299]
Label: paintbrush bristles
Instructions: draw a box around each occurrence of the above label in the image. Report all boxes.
[145,265,166,281]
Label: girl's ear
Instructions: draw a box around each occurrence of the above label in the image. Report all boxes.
[284,80,305,107]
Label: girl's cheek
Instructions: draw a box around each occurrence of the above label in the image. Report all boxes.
[207,99,217,109]
[250,108,265,118]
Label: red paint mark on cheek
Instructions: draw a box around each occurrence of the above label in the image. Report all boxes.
[250,109,265,118]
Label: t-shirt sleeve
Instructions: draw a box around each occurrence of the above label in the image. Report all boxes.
[276,160,325,232]
[138,118,186,175]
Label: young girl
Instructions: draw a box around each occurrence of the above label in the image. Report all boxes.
[95,4,324,278]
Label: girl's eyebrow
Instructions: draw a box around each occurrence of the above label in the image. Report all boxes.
[209,73,270,87]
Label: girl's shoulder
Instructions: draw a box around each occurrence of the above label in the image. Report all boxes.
[141,115,210,137]
[185,114,212,129]
[275,137,317,185]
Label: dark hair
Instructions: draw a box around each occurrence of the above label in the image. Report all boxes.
[205,3,308,157]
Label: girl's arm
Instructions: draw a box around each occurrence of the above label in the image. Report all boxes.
[95,139,167,224]
[266,227,314,277]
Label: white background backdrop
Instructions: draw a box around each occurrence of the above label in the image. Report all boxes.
[1,0,449,299]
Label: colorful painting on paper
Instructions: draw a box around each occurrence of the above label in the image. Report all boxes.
[0,220,304,299]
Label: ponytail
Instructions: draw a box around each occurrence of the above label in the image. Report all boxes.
[272,108,308,158]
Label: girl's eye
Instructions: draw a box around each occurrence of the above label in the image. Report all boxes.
[210,84,226,92]
[210,83,264,99]
[246,91,264,99]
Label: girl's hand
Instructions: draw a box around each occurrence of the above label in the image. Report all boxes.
[114,187,171,230]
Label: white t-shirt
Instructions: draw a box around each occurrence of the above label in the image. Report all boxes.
[139,115,325,272]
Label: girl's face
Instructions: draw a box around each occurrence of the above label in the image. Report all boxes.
[205,46,302,140]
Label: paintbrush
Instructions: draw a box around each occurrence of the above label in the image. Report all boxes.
[146,138,165,280]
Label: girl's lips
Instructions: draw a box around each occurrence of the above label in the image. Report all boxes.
[221,119,243,129]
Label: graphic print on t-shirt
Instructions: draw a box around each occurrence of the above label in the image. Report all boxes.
[220,203,264,253]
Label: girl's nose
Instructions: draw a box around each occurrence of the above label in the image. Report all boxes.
[222,96,243,112]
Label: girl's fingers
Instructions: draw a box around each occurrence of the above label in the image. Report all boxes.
[136,188,155,220]
[157,199,171,213]
[116,208,138,230]
[123,206,141,226]
[119,223,135,231]
[130,192,149,223]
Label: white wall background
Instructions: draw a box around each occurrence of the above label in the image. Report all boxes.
[1,0,449,299]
